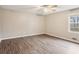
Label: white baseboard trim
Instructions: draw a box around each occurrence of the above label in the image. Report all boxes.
[1,33,79,44]
[46,33,69,40]
[0,38,3,42]
[1,33,44,40]
[46,33,79,44]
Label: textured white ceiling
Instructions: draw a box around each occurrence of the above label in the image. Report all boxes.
[0,5,79,15]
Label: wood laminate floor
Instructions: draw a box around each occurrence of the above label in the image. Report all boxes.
[0,34,79,54]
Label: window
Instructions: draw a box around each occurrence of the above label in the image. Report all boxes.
[69,14,79,33]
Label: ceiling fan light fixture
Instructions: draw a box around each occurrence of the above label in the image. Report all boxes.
[41,5,58,8]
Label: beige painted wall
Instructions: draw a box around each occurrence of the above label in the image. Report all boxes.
[0,10,3,39]
[1,8,79,42]
[0,12,2,39]
[46,10,79,41]
[0,9,45,39]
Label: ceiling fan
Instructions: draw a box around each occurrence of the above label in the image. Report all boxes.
[40,5,57,8]
[36,5,58,16]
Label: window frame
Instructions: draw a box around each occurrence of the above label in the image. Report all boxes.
[68,13,79,34]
